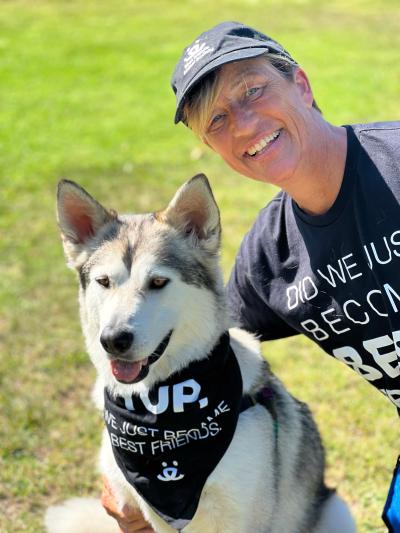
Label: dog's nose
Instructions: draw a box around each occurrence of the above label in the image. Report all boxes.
[100,327,134,355]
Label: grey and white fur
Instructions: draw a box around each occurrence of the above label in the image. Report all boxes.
[46,175,356,533]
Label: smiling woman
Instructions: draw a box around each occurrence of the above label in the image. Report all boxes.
[168,20,400,533]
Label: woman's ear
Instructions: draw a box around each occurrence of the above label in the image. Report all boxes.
[293,67,314,108]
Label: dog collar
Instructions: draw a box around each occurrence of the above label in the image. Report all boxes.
[104,332,247,530]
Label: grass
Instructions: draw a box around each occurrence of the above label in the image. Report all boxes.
[1,0,399,531]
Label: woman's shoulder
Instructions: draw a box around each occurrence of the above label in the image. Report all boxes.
[348,121,400,146]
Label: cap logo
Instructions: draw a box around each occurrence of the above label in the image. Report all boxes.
[183,39,214,76]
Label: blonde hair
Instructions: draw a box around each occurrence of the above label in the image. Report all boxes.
[183,53,320,138]
[182,70,222,138]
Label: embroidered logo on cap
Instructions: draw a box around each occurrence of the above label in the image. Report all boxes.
[183,39,214,76]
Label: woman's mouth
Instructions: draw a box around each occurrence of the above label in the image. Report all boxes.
[245,129,282,158]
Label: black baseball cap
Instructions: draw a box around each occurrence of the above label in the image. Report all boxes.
[171,21,297,125]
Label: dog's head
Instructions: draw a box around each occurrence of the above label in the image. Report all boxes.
[57,175,227,393]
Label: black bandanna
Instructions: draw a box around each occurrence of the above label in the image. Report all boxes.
[103,333,245,530]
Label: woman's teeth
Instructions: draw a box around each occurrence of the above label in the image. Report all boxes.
[246,130,281,156]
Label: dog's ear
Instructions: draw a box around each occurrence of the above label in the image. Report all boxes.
[57,179,116,269]
[159,174,221,253]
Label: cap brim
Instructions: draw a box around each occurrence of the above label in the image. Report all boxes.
[174,46,272,124]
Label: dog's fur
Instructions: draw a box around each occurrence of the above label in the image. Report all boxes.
[46,175,356,532]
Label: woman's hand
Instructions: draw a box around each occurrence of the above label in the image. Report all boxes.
[101,477,155,533]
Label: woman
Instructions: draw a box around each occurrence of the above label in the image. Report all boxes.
[103,21,400,532]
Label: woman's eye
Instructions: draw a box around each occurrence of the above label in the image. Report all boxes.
[149,277,170,290]
[246,86,262,98]
[212,113,224,123]
[208,113,225,132]
[95,275,110,288]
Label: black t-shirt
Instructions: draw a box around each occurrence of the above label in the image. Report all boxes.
[227,122,400,409]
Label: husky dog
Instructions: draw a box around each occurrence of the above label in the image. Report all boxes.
[47,175,356,533]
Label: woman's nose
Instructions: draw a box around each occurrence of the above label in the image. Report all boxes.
[230,104,257,137]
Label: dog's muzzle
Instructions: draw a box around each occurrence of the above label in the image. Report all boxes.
[108,330,173,384]
[100,327,134,355]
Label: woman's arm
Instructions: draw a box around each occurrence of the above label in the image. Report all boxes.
[101,477,155,533]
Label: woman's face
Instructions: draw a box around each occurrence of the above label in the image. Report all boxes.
[203,57,315,187]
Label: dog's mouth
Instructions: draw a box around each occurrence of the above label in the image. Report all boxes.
[110,330,173,384]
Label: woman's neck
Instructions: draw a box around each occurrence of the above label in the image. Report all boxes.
[285,123,348,216]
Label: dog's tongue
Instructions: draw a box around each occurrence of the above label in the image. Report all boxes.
[110,359,147,383]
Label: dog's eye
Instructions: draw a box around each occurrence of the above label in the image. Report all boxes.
[95,275,110,288]
[149,277,170,290]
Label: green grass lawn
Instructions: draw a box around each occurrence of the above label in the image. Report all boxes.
[1,0,399,531]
